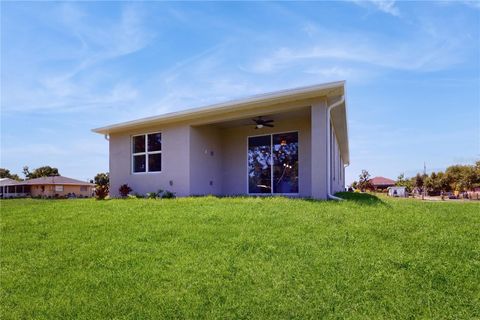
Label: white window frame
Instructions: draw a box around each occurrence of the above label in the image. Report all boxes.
[131,132,162,174]
[55,185,64,192]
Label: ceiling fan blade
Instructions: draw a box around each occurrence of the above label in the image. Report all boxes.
[263,119,274,123]
[264,124,274,127]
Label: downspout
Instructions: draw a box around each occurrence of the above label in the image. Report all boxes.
[326,95,345,200]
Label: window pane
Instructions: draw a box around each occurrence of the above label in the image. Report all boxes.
[133,155,146,172]
[273,132,299,193]
[133,135,145,153]
[248,135,272,193]
[148,133,162,152]
[148,153,162,172]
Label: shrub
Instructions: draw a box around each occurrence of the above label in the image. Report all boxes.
[95,185,109,200]
[157,189,176,199]
[119,184,132,198]
[146,192,157,199]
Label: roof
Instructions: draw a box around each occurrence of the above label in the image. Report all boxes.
[22,176,94,186]
[0,178,22,186]
[369,176,396,186]
[92,81,350,164]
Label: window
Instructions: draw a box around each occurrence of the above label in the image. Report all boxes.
[132,132,162,173]
[248,132,299,194]
[80,186,87,192]
[55,185,64,192]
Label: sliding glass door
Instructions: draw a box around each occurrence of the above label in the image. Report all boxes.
[248,132,298,194]
[248,135,272,193]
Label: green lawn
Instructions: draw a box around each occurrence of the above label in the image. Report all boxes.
[1,194,479,319]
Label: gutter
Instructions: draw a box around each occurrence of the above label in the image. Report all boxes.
[326,95,345,201]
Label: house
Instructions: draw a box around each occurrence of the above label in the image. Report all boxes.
[92,81,350,199]
[369,176,395,190]
[0,176,95,198]
[0,178,29,198]
[388,186,407,197]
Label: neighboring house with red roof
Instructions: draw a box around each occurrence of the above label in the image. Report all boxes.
[369,176,395,190]
[0,176,94,198]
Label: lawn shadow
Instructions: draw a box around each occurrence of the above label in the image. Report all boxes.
[335,192,387,206]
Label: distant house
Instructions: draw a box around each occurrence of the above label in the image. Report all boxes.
[0,176,94,198]
[92,81,350,199]
[0,178,29,198]
[388,186,407,197]
[369,176,395,191]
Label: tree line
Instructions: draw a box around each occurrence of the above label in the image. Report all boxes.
[351,161,480,195]
[0,166,60,180]
[395,161,480,194]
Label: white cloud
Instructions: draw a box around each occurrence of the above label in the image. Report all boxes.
[2,3,153,114]
[369,0,400,16]
[350,0,401,16]
[248,22,470,75]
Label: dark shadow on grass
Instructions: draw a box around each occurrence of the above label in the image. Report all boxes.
[335,192,388,206]
[196,193,387,206]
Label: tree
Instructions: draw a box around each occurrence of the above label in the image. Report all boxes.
[414,173,424,189]
[444,164,480,192]
[395,173,413,192]
[357,170,373,191]
[408,161,480,196]
[436,172,450,192]
[92,172,109,187]
[0,168,21,181]
[92,172,109,200]
[23,166,60,179]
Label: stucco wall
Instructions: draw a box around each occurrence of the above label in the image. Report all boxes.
[109,123,190,197]
[107,98,339,199]
[219,116,312,197]
[189,126,223,195]
[311,100,329,199]
[30,185,94,197]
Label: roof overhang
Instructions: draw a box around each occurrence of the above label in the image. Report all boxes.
[92,80,350,164]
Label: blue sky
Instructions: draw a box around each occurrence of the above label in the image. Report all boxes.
[1,1,479,184]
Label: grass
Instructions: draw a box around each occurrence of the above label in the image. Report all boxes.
[1,194,479,319]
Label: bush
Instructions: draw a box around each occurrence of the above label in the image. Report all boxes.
[95,185,109,200]
[157,189,176,199]
[146,192,157,199]
[119,184,132,198]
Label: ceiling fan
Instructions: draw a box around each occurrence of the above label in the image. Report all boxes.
[253,116,274,129]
